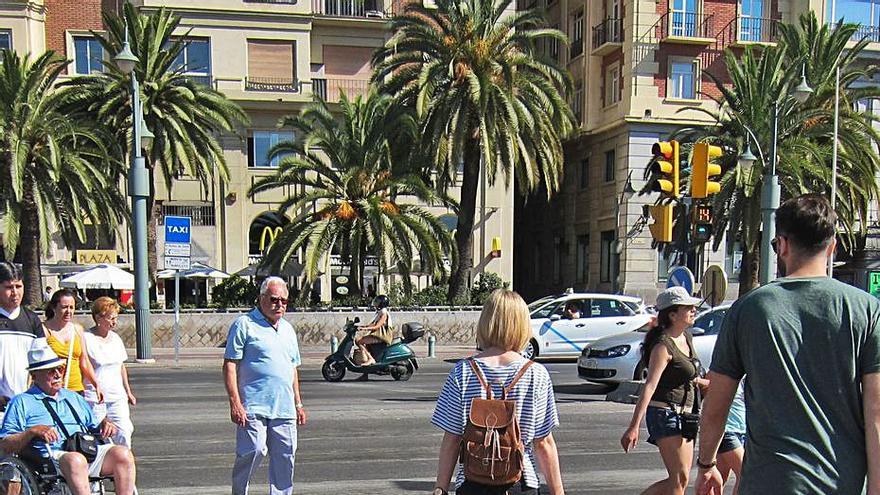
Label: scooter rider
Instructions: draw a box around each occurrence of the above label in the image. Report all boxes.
[355,295,393,367]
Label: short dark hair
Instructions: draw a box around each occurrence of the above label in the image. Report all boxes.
[45,288,78,320]
[0,262,22,284]
[776,193,836,255]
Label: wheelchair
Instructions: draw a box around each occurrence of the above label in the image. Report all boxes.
[0,450,111,495]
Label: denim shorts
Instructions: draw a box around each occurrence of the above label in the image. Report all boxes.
[646,406,682,445]
[457,479,538,495]
[719,431,746,454]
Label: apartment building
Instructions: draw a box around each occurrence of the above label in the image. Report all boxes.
[514,0,802,302]
[0,0,515,303]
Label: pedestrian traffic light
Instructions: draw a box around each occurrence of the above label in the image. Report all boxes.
[650,141,680,199]
[648,204,674,243]
[692,143,723,199]
[692,205,712,243]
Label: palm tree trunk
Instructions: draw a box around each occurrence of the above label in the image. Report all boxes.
[146,166,159,298]
[20,189,42,308]
[738,244,760,297]
[448,139,481,304]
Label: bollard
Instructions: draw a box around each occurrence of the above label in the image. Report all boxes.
[330,335,339,353]
[427,335,436,358]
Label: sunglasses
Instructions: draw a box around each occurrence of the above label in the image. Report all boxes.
[264,295,288,306]
[46,366,66,376]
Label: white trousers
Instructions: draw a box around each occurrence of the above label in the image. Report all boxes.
[90,399,134,448]
[232,415,297,495]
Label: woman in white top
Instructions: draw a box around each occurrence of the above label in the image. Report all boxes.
[84,296,136,447]
[431,289,564,495]
[354,295,394,366]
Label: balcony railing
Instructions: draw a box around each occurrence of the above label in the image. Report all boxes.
[245,77,299,92]
[312,77,370,102]
[736,16,779,43]
[312,0,386,18]
[854,24,880,43]
[570,37,584,58]
[658,11,714,41]
[592,18,624,54]
[185,74,213,87]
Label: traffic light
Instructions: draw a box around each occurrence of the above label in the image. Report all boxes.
[692,142,723,199]
[648,204,674,243]
[693,205,713,243]
[650,141,680,198]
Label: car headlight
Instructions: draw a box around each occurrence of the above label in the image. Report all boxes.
[603,345,631,358]
[581,346,590,357]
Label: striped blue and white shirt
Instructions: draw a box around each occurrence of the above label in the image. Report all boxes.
[431,358,559,489]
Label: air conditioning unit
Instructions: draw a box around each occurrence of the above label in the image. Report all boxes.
[365,9,384,18]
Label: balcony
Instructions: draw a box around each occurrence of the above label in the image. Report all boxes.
[592,18,624,56]
[245,77,299,92]
[854,24,880,43]
[312,0,387,18]
[731,16,779,45]
[312,77,370,102]
[658,12,715,44]
[570,37,584,59]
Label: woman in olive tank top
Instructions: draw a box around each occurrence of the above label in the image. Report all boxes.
[620,287,709,495]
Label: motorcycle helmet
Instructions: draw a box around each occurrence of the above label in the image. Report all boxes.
[372,295,390,309]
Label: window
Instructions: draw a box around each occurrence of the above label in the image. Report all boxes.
[248,131,295,168]
[600,230,618,283]
[171,38,211,86]
[548,24,560,60]
[739,0,765,42]
[553,236,564,282]
[605,62,620,106]
[670,0,698,37]
[576,234,589,283]
[247,40,296,92]
[158,204,216,226]
[0,30,11,51]
[570,10,584,58]
[73,36,103,75]
[693,307,728,335]
[669,59,698,99]
[657,253,671,281]
[590,298,633,317]
[572,80,584,124]
[580,159,589,189]
[604,149,616,182]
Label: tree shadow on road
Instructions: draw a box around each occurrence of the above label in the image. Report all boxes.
[381,396,439,402]
[553,383,615,402]
[393,480,435,491]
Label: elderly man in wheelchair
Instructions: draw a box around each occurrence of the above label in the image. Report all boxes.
[0,339,136,495]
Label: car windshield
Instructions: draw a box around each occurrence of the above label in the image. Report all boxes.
[528,296,555,311]
[692,307,729,335]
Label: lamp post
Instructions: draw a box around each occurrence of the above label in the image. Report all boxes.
[115,38,154,361]
[613,172,637,294]
[739,71,813,286]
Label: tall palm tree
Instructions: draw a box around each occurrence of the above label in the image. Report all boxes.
[62,4,249,282]
[0,51,125,306]
[249,90,455,297]
[371,0,575,302]
[673,13,880,293]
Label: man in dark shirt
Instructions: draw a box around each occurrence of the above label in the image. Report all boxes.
[696,194,880,494]
[0,261,44,414]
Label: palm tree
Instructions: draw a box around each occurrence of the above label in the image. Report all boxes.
[672,13,880,293]
[62,4,249,283]
[0,51,125,306]
[371,0,575,302]
[249,89,455,297]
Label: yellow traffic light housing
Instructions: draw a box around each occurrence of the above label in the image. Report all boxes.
[651,141,680,198]
[692,142,723,199]
[648,204,674,243]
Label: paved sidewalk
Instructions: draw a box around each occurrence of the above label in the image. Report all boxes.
[125,344,479,368]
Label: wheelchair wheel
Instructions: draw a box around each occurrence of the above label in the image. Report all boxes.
[0,456,41,495]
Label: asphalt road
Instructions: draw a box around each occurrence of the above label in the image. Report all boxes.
[128,358,727,494]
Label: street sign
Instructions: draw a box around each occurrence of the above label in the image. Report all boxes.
[869,271,880,298]
[164,216,191,244]
[164,242,191,257]
[164,256,191,270]
[667,266,695,294]
[701,265,728,307]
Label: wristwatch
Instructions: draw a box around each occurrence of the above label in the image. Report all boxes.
[432,488,448,495]
[696,458,717,469]
[295,403,304,409]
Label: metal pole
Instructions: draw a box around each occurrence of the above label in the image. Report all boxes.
[479,156,486,277]
[759,102,781,285]
[174,271,180,365]
[829,66,840,277]
[130,75,152,361]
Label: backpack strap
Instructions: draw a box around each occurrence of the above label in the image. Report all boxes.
[467,358,493,400]
[502,360,535,399]
[41,398,72,440]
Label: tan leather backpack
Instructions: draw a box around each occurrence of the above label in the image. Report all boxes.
[459,358,535,486]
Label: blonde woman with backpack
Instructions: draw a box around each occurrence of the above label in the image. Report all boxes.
[430,289,564,495]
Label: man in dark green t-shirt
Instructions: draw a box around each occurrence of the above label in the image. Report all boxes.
[696,194,880,495]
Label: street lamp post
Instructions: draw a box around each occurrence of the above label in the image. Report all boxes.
[739,71,813,286]
[613,172,636,294]
[115,39,154,361]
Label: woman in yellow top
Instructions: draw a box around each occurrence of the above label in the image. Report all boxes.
[44,288,102,401]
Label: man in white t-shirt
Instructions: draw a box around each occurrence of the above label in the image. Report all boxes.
[0,262,44,417]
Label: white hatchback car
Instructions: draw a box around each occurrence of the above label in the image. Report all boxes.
[525,293,653,359]
[576,304,731,383]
